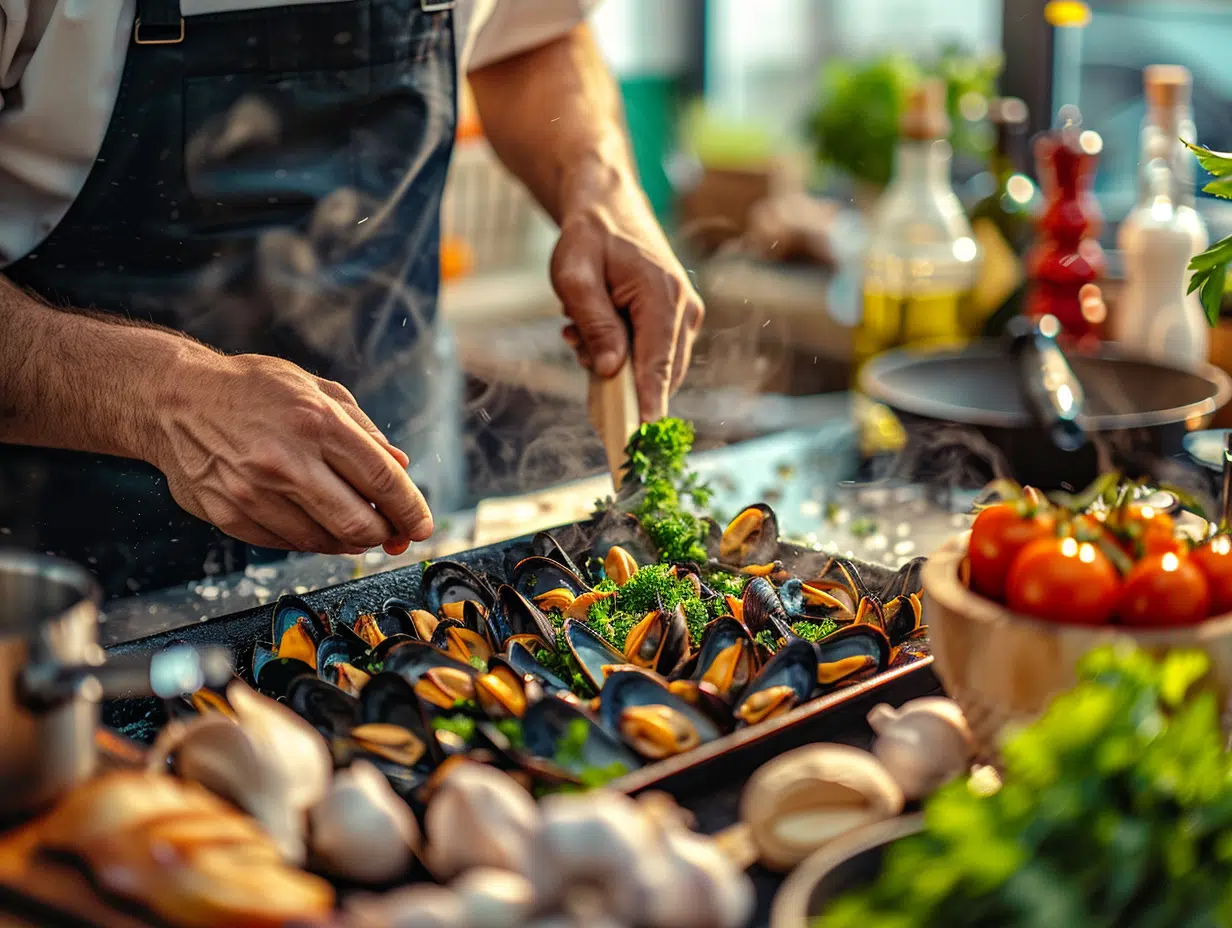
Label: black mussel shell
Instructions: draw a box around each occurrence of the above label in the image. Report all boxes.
[359,672,431,739]
[731,639,817,728]
[510,556,591,603]
[741,577,791,637]
[505,640,571,694]
[366,634,418,671]
[520,694,640,778]
[880,558,926,601]
[718,503,779,566]
[487,584,555,651]
[287,676,359,740]
[422,561,496,616]
[598,667,720,749]
[430,618,493,666]
[251,642,314,699]
[271,594,329,647]
[778,578,856,623]
[531,531,588,583]
[622,604,689,677]
[808,557,865,605]
[665,679,735,733]
[688,617,759,700]
[383,596,418,616]
[813,624,891,690]
[382,639,477,685]
[316,634,372,694]
[702,517,724,560]
[475,657,543,721]
[563,618,625,691]
[879,593,925,645]
[589,512,658,566]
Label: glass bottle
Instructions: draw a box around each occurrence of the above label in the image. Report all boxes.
[965,98,1040,336]
[854,79,981,374]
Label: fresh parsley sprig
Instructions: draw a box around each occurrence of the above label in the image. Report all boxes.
[1183,141,1232,325]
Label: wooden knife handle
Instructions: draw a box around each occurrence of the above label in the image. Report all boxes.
[588,360,640,489]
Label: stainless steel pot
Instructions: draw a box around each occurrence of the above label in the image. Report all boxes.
[0,549,230,818]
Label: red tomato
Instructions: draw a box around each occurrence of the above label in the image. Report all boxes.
[1190,534,1232,616]
[968,503,1057,601]
[1005,536,1121,625]
[1117,551,1209,627]
[1104,505,1180,559]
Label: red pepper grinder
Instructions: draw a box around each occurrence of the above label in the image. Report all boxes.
[1025,107,1107,346]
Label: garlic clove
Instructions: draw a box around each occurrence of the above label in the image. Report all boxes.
[867,697,974,746]
[451,867,536,928]
[425,761,540,880]
[309,760,421,885]
[345,884,467,928]
[868,697,976,801]
[649,824,755,928]
[739,743,904,871]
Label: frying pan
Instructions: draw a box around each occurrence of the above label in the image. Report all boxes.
[859,339,1232,490]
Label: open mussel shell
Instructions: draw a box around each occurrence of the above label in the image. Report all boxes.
[475,658,541,720]
[381,639,477,686]
[879,593,925,645]
[366,633,419,672]
[358,672,449,768]
[719,503,779,567]
[251,642,314,699]
[287,675,359,741]
[741,577,791,637]
[813,624,891,691]
[430,618,493,667]
[778,578,855,623]
[622,604,689,677]
[487,584,555,651]
[520,694,640,779]
[598,668,719,759]
[687,616,759,700]
[880,556,926,601]
[807,557,865,607]
[732,639,817,728]
[505,641,571,694]
[421,560,496,616]
[562,618,625,692]
[271,593,329,646]
[530,531,589,583]
[316,634,372,696]
[509,556,591,608]
[664,679,734,734]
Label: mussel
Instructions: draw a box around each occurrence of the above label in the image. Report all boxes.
[732,640,817,727]
[287,676,359,741]
[251,643,314,699]
[429,619,493,666]
[530,531,588,582]
[622,604,689,677]
[741,577,791,637]
[422,561,496,617]
[474,661,539,720]
[687,617,759,700]
[719,504,779,566]
[778,578,856,624]
[598,668,719,760]
[271,594,327,669]
[505,641,571,694]
[520,694,640,780]
[603,545,640,586]
[814,624,891,689]
[562,618,626,691]
[509,556,591,605]
[382,639,478,686]
[589,511,658,566]
[316,634,372,696]
[486,585,555,651]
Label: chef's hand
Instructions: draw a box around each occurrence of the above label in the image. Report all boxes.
[149,351,433,556]
[550,168,704,422]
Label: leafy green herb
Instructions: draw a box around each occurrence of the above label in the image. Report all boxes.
[704,570,748,601]
[578,762,631,788]
[1184,141,1232,325]
[584,563,711,651]
[467,655,488,672]
[450,698,478,712]
[754,629,781,653]
[850,517,878,539]
[534,629,595,699]
[789,619,838,642]
[817,645,1232,928]
[617,419,712,564]
[494,718,524,749]
[431,714,476,741]
[553,718,591,768]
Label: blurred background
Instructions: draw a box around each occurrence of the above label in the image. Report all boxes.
[442,0,1232,505]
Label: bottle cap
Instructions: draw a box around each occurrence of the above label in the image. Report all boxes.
[900,78,950,141]
[1144,64,1192,111]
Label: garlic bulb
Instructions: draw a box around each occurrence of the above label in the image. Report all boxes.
[528,790,664,925]
[646,819,754,928]
[425,761,539,880]
[346,885,467,928]
[309,760,420,884]
[739,743,904,871]
[868,698,975,800]
[452,868,536,928]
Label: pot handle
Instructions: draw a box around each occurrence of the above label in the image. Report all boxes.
[18,644,234,713]
[1007,314,1087,452]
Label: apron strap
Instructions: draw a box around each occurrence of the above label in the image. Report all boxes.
[135,0,184,44]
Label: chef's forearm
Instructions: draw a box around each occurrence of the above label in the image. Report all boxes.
[0,276,197,462]
[468,23,641,222]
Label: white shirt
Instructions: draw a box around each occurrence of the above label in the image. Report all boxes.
[0,0,595,266]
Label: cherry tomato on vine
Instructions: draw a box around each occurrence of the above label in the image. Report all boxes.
[1103,505,1181,559]
[1005,536,1120,625]
[1190,534,1232,616]
[1117,551,1209,627]
[968,503,1056,601]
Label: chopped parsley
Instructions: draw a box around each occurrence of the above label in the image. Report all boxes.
[789,619,838,642]
[468,656,488,671]
[754,629,781,653]
[494,718,524,749]
[431,714,475,741]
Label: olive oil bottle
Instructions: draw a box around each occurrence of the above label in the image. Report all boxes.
[854,79,981,374]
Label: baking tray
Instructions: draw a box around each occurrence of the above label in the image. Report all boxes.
[102,518,939,797]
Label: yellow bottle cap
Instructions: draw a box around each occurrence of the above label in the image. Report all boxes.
[1044,1,1091,27]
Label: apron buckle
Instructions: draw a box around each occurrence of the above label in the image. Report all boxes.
[420,0,456,10]
[134,17,185,45]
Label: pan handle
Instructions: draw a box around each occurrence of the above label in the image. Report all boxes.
[1007,315,1087,453]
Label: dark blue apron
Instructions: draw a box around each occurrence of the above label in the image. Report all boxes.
[0,0,460,598]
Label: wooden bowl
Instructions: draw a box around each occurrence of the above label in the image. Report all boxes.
[921,532,1232,761]
[770,814,924,928]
